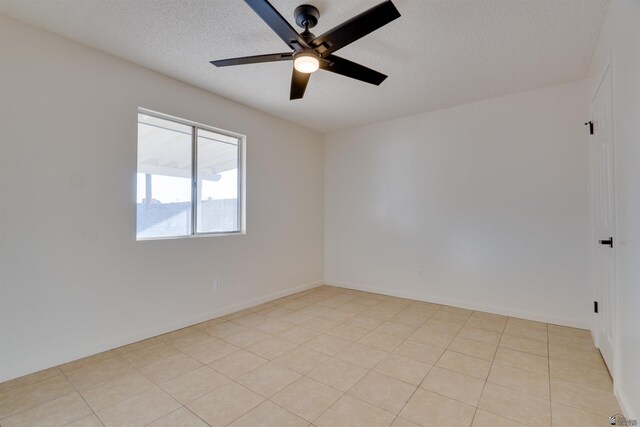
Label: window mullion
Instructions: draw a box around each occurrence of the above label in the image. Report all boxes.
[191,126,198,235]
[237,138,242,233]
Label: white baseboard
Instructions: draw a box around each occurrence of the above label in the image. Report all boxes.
[327,280,590,329]
[101,280,323,353]
[615,382,638,421]
[1,280,322,383]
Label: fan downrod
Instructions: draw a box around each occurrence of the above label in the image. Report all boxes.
[294,4,320,29]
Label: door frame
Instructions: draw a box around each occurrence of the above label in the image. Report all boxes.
[588,50,618,383]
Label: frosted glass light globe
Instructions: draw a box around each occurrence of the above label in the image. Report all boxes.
[294,53,320,73]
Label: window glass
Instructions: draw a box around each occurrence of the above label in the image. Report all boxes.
[196,129,240,233]
[137,113,192,238]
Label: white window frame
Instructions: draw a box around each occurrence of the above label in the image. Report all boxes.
[137,108,246,240]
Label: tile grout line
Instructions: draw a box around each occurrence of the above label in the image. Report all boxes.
[270,296,363,424]
[58,366,103,427]
[222,298,572,424]
[188,290,386,426]
[146,290,338,425]
[170,406,213,427]
[476,318,555,426]
[267,395,323,425]
[74,339,209,425]
[283,297,436,425]
[301,301,415,424]
[385,309,511,425]
[466,311,500,427]
[384,305,457,426]
[243,301,506,425]
[0,371,69,423]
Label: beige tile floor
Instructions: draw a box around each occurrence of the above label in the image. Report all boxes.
[0,285,621,427]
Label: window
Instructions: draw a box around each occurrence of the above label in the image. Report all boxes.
[136,110,244,239]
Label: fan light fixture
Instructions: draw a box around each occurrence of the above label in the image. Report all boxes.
[294,52,319,73]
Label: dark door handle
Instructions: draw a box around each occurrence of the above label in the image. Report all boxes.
[599,237,613,248]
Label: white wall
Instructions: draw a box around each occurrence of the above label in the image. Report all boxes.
[325,80,590,328]
[0,15,324,382]
[587,0,640,418]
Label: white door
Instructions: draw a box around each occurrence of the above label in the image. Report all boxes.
[590,63,616,372]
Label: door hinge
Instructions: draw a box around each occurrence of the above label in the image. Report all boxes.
[599,237,614,248]
[585,121,594,135]
[594,301,598,313]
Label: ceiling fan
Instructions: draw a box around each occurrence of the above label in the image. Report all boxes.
[211,0,401,100]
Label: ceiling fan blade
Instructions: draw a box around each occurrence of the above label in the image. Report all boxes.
[211,52,293,67]
[320,55,387,86]
[290,68,311,100]
[310,0,400,57]
[244,0,309,50]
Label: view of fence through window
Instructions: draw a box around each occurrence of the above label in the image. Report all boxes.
[136,112,242,239]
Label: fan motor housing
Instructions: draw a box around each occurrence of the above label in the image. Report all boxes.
[294,4,320,29]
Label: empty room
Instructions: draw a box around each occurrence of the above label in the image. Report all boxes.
[0,0,638,426]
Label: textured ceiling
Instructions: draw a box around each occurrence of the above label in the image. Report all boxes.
[0,0,609,133]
